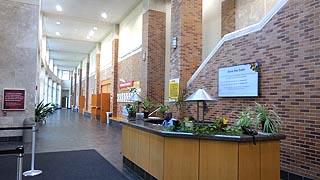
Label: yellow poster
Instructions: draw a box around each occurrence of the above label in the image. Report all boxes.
[169,78,179,99]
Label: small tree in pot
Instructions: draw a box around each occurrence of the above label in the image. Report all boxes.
[125,104,137,120]
[35,100,55,123]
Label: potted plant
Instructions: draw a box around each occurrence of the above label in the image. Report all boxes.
[125,104,137,120]
[183,116,194,128]
[141,98,154,118]
[35,100,55,124]
[235,108,254,128]
[254,102,282,135]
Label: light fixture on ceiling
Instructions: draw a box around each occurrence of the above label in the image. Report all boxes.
[89,30,94,36]
[56,21,61,25]
[93,27,98,30]
[56,4,62,12]
[101,12,107,19]
[86,36,90,40]
[56,32,61,36]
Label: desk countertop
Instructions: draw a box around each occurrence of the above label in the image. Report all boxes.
[121,119,286,142]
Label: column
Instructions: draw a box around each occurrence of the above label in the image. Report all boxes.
[96,43,101,94]
[142,10,166,104]
[79,68,82,96]
[170,0,203,118]
[73,71,77,107]
[57,84,61,108]
[111,38,119,116]
[170,0,202,89]
[39,67,46,102]
[44,75,48,104]
[48,78,52,103]
[85,57,90,111]
[53,81,57,105]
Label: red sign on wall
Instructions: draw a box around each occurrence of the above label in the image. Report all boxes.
[119,81,134,89]
[2,89,26,110]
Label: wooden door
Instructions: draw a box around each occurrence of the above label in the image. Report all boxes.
[100,93,110,123]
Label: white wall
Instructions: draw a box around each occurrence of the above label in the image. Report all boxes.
[118,2,143,61]
[89,47,97,76]
[236,0,280,29]
[202,0,221,60]
[81,59,87,80]
[100,33,114,70]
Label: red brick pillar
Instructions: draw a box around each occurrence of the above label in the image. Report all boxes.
[79,68,82,96]
[85,60,90,111]
[221,0,236,36]
[170,0,202,90]
[111,39,119,116]
[142,10,166,104]
[170,0,202,118]
[96,44,101,94]
[73,72,77,107]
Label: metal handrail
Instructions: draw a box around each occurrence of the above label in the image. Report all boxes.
[0,146,24,180]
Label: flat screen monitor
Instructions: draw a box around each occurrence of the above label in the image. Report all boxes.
[218,63,258,97]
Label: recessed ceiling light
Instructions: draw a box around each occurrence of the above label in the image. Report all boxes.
[86,36,91,40]
[101,12,107,19]
[89,30,94,36]
[56,32,61,36]
[56,21,61,25]
[56,5,62,12]
[93,27,98,30]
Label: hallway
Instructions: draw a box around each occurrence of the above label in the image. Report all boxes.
[10,109,140,180]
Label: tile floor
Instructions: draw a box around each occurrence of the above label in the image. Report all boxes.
[0,109,142,180]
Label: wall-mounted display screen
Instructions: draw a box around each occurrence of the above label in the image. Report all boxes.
[218,63,258,97]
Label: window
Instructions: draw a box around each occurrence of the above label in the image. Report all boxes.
[61,71,70,80]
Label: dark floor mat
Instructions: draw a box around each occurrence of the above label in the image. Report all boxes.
[0,149,129,180]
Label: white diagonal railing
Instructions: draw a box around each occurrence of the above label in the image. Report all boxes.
[187,0,288,87]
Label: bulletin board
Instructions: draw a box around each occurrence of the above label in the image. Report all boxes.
[2,88,26,110]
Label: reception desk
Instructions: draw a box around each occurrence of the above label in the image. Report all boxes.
[121,120,285,180]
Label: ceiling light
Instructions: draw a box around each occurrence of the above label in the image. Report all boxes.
[56,21,61,25]
[86,36,91,40]
[89,30,94,36]
[56,4,62,12]
[56,32,61,36]
[93,27,98,30]
[101,12,107,19]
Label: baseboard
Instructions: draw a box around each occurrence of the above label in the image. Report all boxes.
[281,170,314,180]
[0,136,23,142]
[84,112,91,118]
[123,156,157,180]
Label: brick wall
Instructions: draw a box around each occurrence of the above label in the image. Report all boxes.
[221,0,235,37]
[143,10,166,104]
[170,0,202,89]
[187,0,320,179]
[96,53,101,94]
[117,52,144,116]
[111,39,119,116]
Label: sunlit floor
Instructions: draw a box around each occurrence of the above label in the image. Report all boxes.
[0,109,141,180]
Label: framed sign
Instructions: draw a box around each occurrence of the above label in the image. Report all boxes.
[169,78,180,99]
[2,88,26,110]
[218,63,259,97]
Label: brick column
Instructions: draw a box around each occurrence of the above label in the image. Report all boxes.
[96,44,101,94]
[170,0,202,90]
[79,68,82,95]
[142,10,166,104]
[221,0,236,36]
[85,61,90,111]
[73,72,77,107]
[111,39,119,116]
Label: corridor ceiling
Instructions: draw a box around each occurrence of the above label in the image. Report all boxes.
[41,0,142,71]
